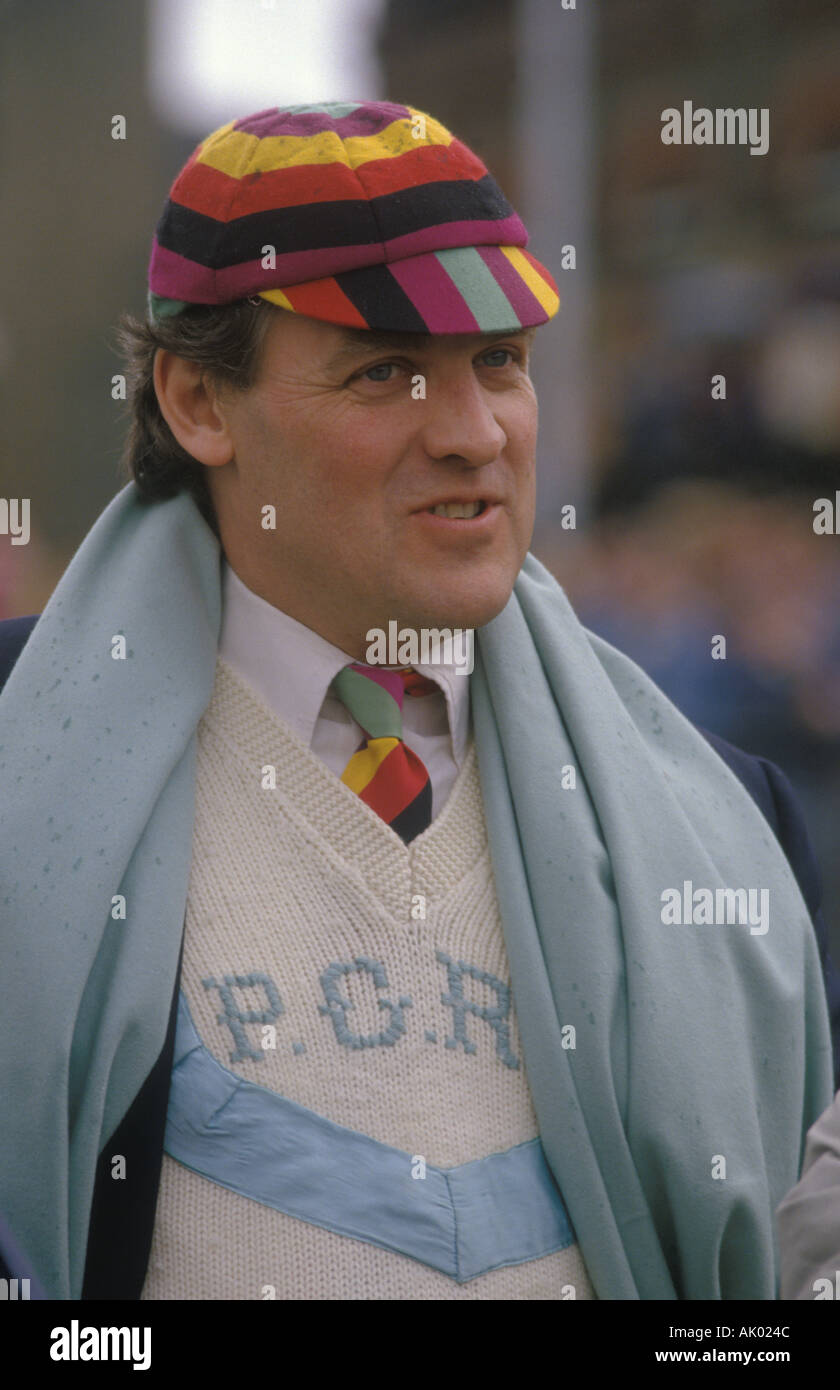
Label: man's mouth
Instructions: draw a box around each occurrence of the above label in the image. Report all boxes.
[426,500,487,519]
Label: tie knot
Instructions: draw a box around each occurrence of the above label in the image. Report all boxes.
[399,667,439,699]
[331,664,438,740]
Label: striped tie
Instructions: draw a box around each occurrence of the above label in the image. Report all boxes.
[331,663,438,843]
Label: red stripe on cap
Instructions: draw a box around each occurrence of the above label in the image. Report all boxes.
[174,139,489,223]
[281,277,370,328]
[173,158,364,220]
[354,139,487,199]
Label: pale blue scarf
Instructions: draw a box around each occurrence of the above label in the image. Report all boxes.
[0,483,832,1298]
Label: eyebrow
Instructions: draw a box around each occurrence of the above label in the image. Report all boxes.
[322,324,537,373]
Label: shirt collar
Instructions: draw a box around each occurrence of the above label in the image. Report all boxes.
[217,559,470,763]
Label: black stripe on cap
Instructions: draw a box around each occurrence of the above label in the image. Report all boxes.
[155,197,381,269]
[335,264,430,332]
[155,175,514,270]
[370,174,513,242]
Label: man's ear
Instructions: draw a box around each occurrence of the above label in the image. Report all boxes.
[153,349,235,467]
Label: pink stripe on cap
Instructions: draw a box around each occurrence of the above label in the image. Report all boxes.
[390,253,481,332]
[477,245,548,324]
[383,214,527,264]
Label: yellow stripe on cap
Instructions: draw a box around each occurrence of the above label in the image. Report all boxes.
[198,115,453,180]
[340,737,400,793]
[501,246,560,317]
[195,119,236,162]
[259,287,295,311]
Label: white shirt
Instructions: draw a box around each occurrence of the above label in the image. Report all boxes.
[217,559,472,818]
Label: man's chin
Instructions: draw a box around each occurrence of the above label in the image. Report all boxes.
[387,582,519,634]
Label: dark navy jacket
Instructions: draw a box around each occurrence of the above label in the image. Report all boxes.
[2,611,839,1300]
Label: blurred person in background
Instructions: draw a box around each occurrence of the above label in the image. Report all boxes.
[548,275,840,958]
[778,1086,840,1300]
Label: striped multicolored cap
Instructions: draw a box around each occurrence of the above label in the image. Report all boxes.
[147,100,560,334]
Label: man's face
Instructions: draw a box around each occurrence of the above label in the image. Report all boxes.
[207,309,539,657]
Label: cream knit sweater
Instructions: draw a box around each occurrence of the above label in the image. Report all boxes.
[141,657,595,1301]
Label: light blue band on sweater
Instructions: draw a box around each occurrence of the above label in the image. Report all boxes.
[165,991,575,1283]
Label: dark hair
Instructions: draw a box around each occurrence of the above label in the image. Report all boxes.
[116,299,275,537]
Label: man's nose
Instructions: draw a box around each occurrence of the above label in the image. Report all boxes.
[417,370,507,467]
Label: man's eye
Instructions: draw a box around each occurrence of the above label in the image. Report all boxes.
[481,348,515,367]
[362,362,400,382]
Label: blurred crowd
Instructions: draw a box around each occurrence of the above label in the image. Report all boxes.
[543,270,840,949]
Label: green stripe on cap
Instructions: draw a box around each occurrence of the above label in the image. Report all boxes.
[435,246,520,331]
[147,291,191,320]
[284,102,364,117]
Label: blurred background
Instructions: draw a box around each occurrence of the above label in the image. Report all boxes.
[1,0,839,950]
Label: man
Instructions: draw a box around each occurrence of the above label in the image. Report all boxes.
[0,100,838,1302]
